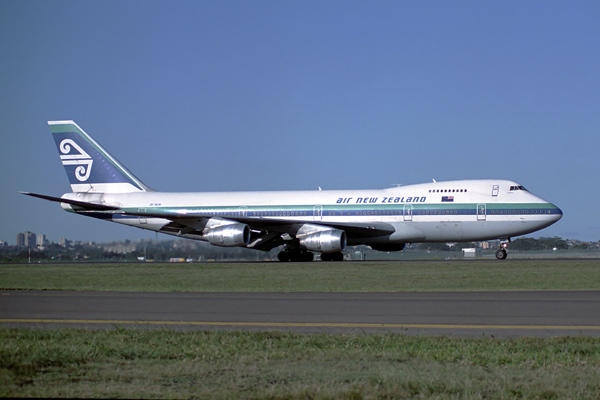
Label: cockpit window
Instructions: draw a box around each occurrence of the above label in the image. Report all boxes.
[510,185,528,191]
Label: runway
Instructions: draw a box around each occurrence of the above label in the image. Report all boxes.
[2,290,600,337]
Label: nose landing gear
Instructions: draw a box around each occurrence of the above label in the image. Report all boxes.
[495,240,509,260]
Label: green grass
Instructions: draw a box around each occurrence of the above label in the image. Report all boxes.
[4,260,600,398]
[2,259,600,291]
[2,328,600,399]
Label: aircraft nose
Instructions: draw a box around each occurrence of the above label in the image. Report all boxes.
[548,203,563,224]
[529,202,562,232]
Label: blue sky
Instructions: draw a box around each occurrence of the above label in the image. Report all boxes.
[1,0,599,244]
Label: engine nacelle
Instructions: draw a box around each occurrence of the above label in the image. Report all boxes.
[300,229,346,253]
[205,223,250,247]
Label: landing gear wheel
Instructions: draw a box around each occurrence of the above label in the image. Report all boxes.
[301,251,314,262]
[278,251,291,262]
[289,252,303,262]
[495,248,508,260]
[278,250,314,262]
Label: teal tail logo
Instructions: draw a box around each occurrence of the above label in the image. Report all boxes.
[49,121,152,193]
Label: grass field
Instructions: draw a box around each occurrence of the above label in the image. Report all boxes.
[3,260,600,398]
[1,259,600,292]
[2,328,600,399]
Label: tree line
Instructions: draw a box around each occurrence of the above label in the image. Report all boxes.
[417,236,575,252]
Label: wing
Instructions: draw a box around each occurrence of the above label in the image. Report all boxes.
[22,193,396,251]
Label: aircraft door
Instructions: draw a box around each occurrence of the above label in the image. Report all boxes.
[403,205,413,221]
[313,205,323,221]
[138,208,147,224]
[239,206,248,218]
[477,204,486,221]
[492,185,499,196]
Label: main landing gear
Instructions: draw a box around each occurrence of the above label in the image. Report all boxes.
[277,249,314,262]
[276,241,344,262]
[277,249,345,262]
[495,241,509,260]
[320,252,344,262]
[277,240,315,262]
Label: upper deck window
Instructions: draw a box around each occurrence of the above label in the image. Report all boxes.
[428,188,467,193]
[509,186,528,191]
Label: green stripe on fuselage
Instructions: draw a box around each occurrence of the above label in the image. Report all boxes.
[120,203,558,218]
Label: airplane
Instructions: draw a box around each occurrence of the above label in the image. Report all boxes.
[23,121,563,261]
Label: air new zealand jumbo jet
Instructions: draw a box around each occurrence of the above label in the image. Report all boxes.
[23,121,562,261]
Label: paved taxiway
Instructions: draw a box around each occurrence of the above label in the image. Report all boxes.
[2,290,600,337]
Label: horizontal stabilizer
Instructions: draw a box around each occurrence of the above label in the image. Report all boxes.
[20,192,121,211]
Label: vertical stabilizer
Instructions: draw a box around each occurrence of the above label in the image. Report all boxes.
[49,121,153,193]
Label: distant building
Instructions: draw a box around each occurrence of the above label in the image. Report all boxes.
[26,232,36,248]
[0,240,7,248]
[462,248,481,258]
[36,234,47,247]
[103,240,136,254]
[16,233,25,247]
[18,231,37,248]
[59,238,71,247]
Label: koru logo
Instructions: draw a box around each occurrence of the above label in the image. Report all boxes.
[59,139,93,182]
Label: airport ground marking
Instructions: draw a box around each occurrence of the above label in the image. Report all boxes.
[2,318,600,331]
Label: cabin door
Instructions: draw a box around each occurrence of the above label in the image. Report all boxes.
[138,208,147,224]
[477,204,486,221]
[403,205,413,221]
[313,205,323,221]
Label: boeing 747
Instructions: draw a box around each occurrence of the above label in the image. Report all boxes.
[23,121,562,261]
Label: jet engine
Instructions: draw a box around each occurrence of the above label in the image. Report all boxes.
[205,223,251,247]
[299,229,346,253]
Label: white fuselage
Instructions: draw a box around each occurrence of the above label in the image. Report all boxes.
[62,179,562,247]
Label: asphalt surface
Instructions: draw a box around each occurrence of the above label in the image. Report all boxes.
[2,290,600,337]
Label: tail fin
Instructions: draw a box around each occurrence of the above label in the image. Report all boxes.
[49,121,153,193]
